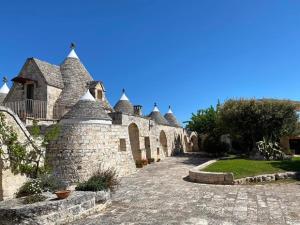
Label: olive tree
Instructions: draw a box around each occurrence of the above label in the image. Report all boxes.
[219,99,299,153]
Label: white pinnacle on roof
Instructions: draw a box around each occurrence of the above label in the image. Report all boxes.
[80,90,95,101]
[0,83,9,94]
[67,49,79,59]
[167,106,173,114]
[153,103,159,112]
[120,89,129,101]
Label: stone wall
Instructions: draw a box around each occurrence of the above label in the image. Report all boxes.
[113,114,189,161]
[46,86,62,119]
[46,112,192,184]
[46,120,137,184]
[0,107,34,200]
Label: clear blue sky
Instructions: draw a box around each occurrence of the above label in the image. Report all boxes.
[1,1,300,123]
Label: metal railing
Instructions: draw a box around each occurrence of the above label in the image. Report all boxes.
[4,99,47,120]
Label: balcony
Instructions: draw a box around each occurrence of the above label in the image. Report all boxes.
[3,99,47,120]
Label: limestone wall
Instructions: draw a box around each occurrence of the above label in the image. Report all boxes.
[46,121,137,184]
[47,86,62,119]
[46,113,195,184]
[116,114,189,161]
[0,107,32,200]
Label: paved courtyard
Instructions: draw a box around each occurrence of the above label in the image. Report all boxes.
[73,155,300,225]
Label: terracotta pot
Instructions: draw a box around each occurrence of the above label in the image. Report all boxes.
[55,190,71,199]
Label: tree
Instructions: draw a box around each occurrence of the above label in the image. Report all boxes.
[219,99,299,153]
[186,105,219,135]
[0,113,60,178]
[187,104,229,156]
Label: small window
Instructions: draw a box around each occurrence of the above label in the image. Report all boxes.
[157,147,160,155]
[119,139,126,151]
[97,90,103,100]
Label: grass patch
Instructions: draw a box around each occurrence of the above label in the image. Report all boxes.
[202,157,300,179]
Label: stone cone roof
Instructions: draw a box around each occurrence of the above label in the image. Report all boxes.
[62,99,112,121]
[0,93,6,104]
[164,112,181,127]
[148,104,169,125]
[56,52,93,108]
[114,90,134,115]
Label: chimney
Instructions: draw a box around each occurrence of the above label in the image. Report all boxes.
[134,105,143,116]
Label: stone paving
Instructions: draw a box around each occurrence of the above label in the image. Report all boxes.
[72,155,300,225]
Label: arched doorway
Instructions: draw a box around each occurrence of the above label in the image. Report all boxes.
[191,135,199,151]
[160,131,168,157]
[128,123,141,162]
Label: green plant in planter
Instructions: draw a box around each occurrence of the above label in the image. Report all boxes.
[16,179,43,198]
[148,158,155,164]
[75,168,119,192]
[135,160,143,168]
[23,194,47,204]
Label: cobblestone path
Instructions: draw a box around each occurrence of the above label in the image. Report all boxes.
[72,155,300,225]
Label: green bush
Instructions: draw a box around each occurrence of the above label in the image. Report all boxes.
[39,174,66,192]
[219,99,299,153]
[203,135,229,157]
[16,179,43,198]
[23,194,47,204]
[75,169,119,192]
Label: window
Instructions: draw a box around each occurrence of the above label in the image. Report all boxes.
[97,90,103,100]
[119,139,126,151]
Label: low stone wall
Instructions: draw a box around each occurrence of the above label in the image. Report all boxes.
[188,160,234,185]
[0,191,110,225]
[234,171,300,184]
[189,159,300,185]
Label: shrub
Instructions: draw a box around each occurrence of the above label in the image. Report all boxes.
[16,179,43,198]
[203,135,229,157]
[23,194,47,204]
[256,138,288,160]
[148,158,155,164]
[135,160,143,168]
[75,169,119,192]
[39,174,66,192]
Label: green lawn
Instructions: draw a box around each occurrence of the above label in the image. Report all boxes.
[202,157,300,179]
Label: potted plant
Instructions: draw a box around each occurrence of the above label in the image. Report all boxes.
[141,159,148,166]
[54,190,71,200]
[54,180,71,200]
[135,160,143,168]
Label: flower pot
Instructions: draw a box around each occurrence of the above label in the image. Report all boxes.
[141,159,148,166]
[55,190,71,199]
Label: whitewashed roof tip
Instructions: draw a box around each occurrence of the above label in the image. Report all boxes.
[167,106,173,114]
[120,89,129,101]
[80,90,95,101]
[67,49,79,59]
[153,103,159,112]
[0,83,9,94]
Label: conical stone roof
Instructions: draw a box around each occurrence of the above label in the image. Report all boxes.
[164,106,181,127]
[114,89,134,115]
[56,49,93,108]
[149,103,169,125]
[62,90,112,121]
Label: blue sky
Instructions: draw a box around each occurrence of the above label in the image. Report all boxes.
[1,1,300,123]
